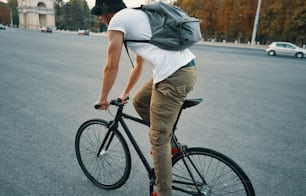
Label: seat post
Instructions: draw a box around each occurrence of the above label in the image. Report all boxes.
[172,106,184,134]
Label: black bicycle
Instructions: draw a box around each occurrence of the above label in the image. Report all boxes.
[75,98,255,195]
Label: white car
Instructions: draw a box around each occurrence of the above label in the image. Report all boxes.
[0,24,6,30]
[266,42,306,58]
[41,27,52,33]
[77,29,89,36]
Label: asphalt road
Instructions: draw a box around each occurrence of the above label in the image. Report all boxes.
[0,29,306,196]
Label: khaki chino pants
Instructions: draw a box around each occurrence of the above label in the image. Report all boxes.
[132,66,197,196]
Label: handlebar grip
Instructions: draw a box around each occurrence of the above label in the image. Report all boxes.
[117,96,130,102]
[110,97,130,106]
[95,97,129,108]
[94,104,102,109]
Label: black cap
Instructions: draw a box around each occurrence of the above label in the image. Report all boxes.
[91,0,127,16]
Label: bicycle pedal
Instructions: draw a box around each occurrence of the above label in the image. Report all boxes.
[171,147,179,156]
[150,192,158,196]
[172,144,188,156]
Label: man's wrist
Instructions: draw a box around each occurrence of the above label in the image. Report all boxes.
[99,94,108,102]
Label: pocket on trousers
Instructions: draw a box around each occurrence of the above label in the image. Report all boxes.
[176,85,193,94]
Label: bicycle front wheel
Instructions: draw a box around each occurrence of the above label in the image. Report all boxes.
[172,147,255,196]
[75,119,131,189]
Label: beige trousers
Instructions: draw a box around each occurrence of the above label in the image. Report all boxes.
[132,66,197,196]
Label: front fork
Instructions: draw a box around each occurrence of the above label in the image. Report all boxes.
[96,121,115,157]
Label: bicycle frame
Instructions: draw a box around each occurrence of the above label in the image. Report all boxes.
[124,111,207,194]
[96,98,206,194]
[98,101,155,182]
[119,113,154,179]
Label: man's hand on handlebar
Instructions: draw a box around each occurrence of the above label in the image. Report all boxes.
[119,93,129,104]
[94,96,129,110]
[94,100,109,110]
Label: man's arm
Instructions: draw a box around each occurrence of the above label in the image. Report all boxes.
[95,30,123,110]
[119,54,145,100]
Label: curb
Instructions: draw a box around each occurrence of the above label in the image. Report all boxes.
[199,41,266,50]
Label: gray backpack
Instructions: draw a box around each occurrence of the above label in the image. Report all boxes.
[125,1,202,50]
[124,2,202,66]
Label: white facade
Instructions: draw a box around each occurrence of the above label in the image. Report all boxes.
[18,0,55,30]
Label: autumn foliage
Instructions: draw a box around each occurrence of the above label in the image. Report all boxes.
[1,0,305,45]
[0,2,10,25]
[174,0,306,45]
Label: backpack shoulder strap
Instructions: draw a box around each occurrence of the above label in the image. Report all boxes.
[124,6,150,44]
[123,40,134,68]
[123,5,151,67]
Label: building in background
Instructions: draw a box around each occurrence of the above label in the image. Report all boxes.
[17,0,55,30]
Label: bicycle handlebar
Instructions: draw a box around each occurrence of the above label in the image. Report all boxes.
[94,97,130,109]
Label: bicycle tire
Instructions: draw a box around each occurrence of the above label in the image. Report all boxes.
[172,147,255,196]
[75,119,131,189]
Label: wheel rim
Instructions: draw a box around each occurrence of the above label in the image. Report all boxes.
[296,53,303,58]
[268,51,275,56]
[76,121,131,189]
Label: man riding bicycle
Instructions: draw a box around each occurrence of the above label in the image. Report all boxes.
[92,0,197,195]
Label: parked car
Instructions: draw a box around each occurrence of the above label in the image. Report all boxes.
[0,24,6,30]
[77,29,90,36]
[41,27,52,33]
[266,42,306,58]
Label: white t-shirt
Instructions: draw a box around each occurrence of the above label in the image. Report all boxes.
[108,8,196,84]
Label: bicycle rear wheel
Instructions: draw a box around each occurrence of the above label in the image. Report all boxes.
[172,147,255,196]
[75,119,131,189]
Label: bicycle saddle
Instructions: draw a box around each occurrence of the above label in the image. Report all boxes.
[182,98,203,109]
